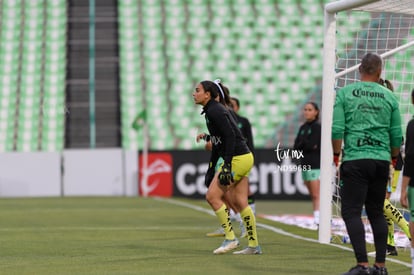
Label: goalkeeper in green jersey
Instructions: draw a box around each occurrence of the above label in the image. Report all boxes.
[332,53,403,275]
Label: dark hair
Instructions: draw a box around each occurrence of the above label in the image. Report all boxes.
[359,53,382,75]
[200,80,219,99]
[231,97,240,109]
[378,78,394,92]
[219,83,231,107]
[306,101,319,121]
[200,80,231,106]
[411,88,414,105]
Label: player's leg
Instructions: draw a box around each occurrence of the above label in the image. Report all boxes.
[340,160,370,267]
[304,169,320,225]
[206,157,241,238]
[247,183,256,215]
[383,198,411,255]
[230,153,261,254]
[365,160,388,270]
[206,157,226,237]
[383,201,397,256]
[205,193,235,237]
[206,173,239,254]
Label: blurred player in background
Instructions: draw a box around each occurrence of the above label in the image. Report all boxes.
[378,78,411,256]
[293,102,321,226]
[400,88,414,275]
[230,97,257,214]
[332,53,402,275]
[193,80,261,255]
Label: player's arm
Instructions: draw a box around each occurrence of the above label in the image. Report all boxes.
[400,175,410,208]
[208,146,219,171]
[303,123,321,152]
[244,118,254,152]
[389,103,403,159]
[332,91,345,162]
[211,110,236,164]
[196,133,209,143]
[293,125,305,150]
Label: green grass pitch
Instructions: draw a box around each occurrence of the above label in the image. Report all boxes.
[0,197,410,274]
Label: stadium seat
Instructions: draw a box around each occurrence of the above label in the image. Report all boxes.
[117,0,388,150]
[0,0,67,152]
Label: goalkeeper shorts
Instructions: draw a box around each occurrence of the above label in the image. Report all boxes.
[218,152,254,183]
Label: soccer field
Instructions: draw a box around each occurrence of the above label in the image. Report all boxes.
[0,197,410,275]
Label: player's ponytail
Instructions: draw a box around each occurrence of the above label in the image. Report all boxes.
[378,78,394,92]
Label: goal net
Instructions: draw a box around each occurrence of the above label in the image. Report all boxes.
[319,0,414,245]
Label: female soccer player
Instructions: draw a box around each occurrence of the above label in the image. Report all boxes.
[197,83,246,239]
[193,80,261,255]
[293,102,321,226]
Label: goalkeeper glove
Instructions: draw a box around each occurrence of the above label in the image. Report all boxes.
[333,153,340,167]
[391,156,398,169]
[218,162,233,186]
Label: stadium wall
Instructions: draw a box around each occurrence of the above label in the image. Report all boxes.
[0,152,61,197]
[0,149,310,199]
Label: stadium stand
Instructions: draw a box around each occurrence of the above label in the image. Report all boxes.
[0,0,66,152]
[118,0,333,150]
[2,1,408,152]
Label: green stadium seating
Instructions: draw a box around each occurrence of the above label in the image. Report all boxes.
[0,0,67,152]
[114,1,411,150]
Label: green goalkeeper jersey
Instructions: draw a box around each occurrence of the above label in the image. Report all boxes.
[332,81,402,162]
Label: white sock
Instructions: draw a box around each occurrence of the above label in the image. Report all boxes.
[411,248,414,275]
[314,210,320,225]
[230,210,241,223]
[249,203,256,215]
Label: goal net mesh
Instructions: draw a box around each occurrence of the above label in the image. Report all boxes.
[331,2,414,248]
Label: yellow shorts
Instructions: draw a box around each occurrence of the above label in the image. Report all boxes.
[218,152,254,182]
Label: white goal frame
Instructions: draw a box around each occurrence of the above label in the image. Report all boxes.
[319,0,414,244]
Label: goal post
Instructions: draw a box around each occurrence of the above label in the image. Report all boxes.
[319,0,414,244]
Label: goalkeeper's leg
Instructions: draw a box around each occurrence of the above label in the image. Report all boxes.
[232,177,259,248]
[214,204,236,240]
[206,174,237,241]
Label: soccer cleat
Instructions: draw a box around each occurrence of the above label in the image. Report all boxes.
[371,265,388,275]
[213,239,239,254]
[341,265,371,275]
[386,244,398,256]
[206,227,225,237]
[233,246,262,255]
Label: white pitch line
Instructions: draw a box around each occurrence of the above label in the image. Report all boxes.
[157,197,411,268]
[0,226,207,232]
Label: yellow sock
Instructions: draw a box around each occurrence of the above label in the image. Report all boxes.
[385,215,395,246]
[241,206,259,247]
[215,204,235,240]
[384,199,411,240]
[384,199,395,246]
